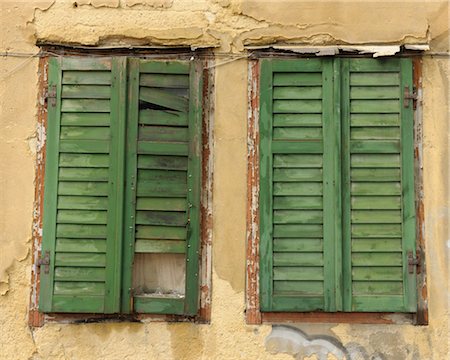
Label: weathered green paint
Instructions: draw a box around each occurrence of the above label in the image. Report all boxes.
[344,58,416,312]
[259,57,417,313]
[332,58,343,311]
[62,85,111,99]
[133,297,185,314]
[322,59,337,311]
[104,57,127,313]
[121,58,139,313]
[139,109,188,126]
[184,60,203,316]
[61,57,112,71]
[41,56,120,313]
[140,73,189,88]
[123,59,202,315]
[62,71,112,85]
[400,58,418,312]
[135,239,186,254]
[39,57,62,312]
[259,59,274,311]
[61,113,111,126]
[41,56,204,316]
[260,59,330,312]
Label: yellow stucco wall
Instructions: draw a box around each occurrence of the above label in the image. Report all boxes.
[0,1,448,359]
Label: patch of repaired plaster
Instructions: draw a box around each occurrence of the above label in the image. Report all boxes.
[265,326,388,360]
[75,0,120,8]
[125,0,173,8]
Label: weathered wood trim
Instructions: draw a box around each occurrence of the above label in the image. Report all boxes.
[29,56,48,327]
[261,312,413,324]
[245,56,426,325]
[246,60,262,324]
[198,57,214,323]
[413,57,428,325]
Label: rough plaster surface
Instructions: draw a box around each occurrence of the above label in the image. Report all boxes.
[213,59,248,291]
[30,0,450,51]
[0,1,449,359]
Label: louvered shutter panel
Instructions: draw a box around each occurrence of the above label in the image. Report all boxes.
[40,57,126,313]
[122,60,202,315]
[342,58,417,312]
[259,59,340,312]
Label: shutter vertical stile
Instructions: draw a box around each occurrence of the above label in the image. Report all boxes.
[259,60,274,311]
[121,59,140,313]
[400,58,418,312]
[342,58,417,312]
[260,59,337,312]
[39,57,125,313]
[185,61,203,315]
[125,60,201,315]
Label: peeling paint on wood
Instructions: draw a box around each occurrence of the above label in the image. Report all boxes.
[28,57,48,328]
[198,57,214,323]
[246,59,261,325]
[413,57,428,325]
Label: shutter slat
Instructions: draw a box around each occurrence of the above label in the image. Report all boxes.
[58,196,109,210]
[59,168,109,182]
[56,239,107,253]
[55,253,106,267]
[62,85,111,99]
[62,71,111,85]
[136,197,187,211]
[140,74,189,88]
[135,239,186,253]
[136,211,187,226]
[61,113,110,126]
[55,267,106,281]
[139,109,188,126]
[54,282,105,295]
[135,225,186,240]
[273,239,323,252]
[57,210,108,224]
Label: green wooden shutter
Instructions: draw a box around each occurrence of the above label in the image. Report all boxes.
[260,58,417,313]
[259,59,341,312]
[122,60,202,315]
[40,57,126,313]
[341,58,417,312]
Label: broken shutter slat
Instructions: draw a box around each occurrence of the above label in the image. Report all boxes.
[121,59,202,315]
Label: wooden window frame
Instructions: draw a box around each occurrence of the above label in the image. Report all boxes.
[29,48,214,326]
[246,56,428,325]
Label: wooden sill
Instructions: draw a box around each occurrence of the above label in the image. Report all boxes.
[259,311,415,325]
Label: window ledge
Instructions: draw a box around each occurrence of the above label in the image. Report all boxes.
[259,312,416,325]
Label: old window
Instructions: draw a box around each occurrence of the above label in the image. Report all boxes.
[39,56,204,315]
[258,58,418,313]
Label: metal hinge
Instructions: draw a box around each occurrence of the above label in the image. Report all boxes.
[38,251,50,274]
[46,85,57,107]
[403,86,418,109]
[407,250,421,274]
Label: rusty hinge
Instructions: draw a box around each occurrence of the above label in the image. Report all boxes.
[403,86,417,109]
[38,251,50,274]
[46,85,57,107]
[408,250,421,274]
